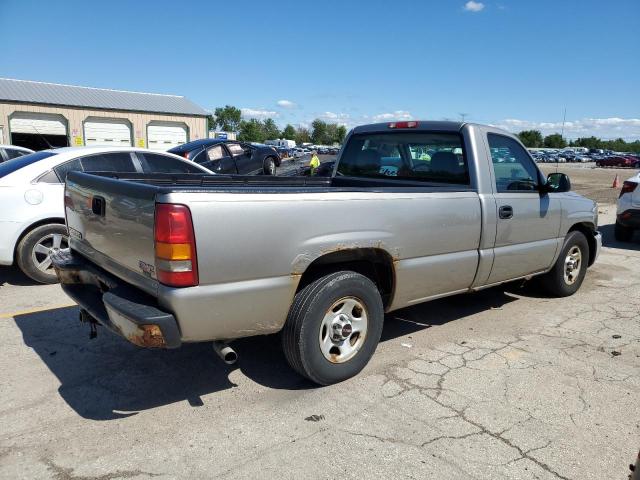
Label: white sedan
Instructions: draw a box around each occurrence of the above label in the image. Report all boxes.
[616,171,640,242]
[0,146,211,283]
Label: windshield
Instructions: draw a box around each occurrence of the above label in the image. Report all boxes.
[0,151,58,178]
[337,132,469,184]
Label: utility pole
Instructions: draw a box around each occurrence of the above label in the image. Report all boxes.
[561,107,566,138]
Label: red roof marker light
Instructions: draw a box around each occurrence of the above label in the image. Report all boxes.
[388,121,418,129]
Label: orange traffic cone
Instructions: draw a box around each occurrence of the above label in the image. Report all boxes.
[612,174,620,188]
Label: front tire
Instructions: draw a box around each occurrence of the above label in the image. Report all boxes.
[282,271,384,385]
[264,157,277,175]
[541,231,588,297]
[614,221,634,242]
[16,224,69,284]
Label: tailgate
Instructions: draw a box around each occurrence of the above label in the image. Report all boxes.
[65,171,159,295]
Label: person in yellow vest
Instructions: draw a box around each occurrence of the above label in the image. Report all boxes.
[309,150,320,175]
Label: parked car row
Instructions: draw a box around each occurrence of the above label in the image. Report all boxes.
[529,148,640,167]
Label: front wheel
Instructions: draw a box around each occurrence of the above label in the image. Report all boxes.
[282,271,384,385]
[540,231,589,297]
[264,157,277,175]
[16,224,69,284]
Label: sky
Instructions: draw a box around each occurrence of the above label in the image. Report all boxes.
[1,0,639,139]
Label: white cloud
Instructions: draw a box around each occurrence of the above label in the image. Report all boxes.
[464,1,485,12]
[241,108,278,119]
[277,100,296,108]
[491,117,640,140]
[319,111,350,121]
[372,110,413,122]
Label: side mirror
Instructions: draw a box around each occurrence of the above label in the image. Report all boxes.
[244,149,253,157]
[543,172,571,193]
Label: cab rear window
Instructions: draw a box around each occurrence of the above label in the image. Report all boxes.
[337,132,469,185]
[0,151,57,178]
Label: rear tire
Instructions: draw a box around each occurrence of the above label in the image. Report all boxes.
[614,221,634,242]
[540,231,588,297]
[282,271,384,385]
[16,224,69,284]
[264,157,277,175]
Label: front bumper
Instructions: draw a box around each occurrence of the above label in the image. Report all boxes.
[593,230,602,265]
[617,209,640,229]
[52,249,181,348]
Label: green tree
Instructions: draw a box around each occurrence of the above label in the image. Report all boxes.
[238,119,265,143]
[325,123,338,145]
[262,118,281,140]
[282,124,296,140]
[335,125,347,144]
[206,114,216,132]
[517,130,543,148]
[311,119,328,145]
[544,133,567,149]
[213,105,242,132]
[294,127,311,145]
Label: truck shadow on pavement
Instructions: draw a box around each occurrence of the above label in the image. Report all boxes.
[13,288,518,421]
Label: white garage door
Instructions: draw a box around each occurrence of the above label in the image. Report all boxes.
[10,112,67,135]
[84,118,132,146]
[147,123,188,151]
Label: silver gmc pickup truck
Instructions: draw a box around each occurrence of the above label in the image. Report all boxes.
[53,121,601,385]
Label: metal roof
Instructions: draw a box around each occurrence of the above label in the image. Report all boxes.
[0,78,208,116]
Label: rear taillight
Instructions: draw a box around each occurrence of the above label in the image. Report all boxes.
[620,181,637,198]
[389,121,418,129]
[154,204,198,287]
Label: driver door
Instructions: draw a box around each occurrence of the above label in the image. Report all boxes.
[226,142,257,175]
[487,133,562,284]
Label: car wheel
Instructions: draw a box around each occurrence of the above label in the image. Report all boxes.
[614,221,634,242]
[264,157,277,175]
[282,271,384,385]
[16,224,69,284]
[540,231,588,297]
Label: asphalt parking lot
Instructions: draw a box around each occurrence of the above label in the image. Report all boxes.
[1,165,639,479]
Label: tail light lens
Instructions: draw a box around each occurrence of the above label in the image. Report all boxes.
[620,181,637,198]
[154,204,198,287]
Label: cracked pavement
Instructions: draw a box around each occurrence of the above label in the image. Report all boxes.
[0,205,638,479]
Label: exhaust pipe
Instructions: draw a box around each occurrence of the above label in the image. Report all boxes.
[212,341,238,365]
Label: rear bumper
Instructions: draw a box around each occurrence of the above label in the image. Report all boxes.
[52,249,181,348]
[617,209,640,228]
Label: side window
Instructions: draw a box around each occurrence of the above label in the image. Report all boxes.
[139,153,205,174]
[37,169,61,184]
[336,132,469,185]
[207,145,226,161]
[53,158,82,181]
[5,149,28,160]
[80,152,137,172]
[226,143,244,157]
[488,134,540,192]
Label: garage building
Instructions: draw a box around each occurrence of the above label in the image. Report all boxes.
[0,78,208,151]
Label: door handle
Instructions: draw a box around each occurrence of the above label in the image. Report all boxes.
[499,205,513,219]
